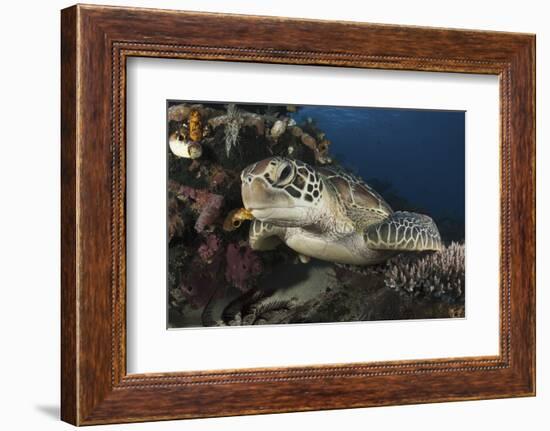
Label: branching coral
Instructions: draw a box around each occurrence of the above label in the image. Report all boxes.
[208,104,265,157]
[383,242,465,301]
[206,103,243,157]
[223,104,241,156]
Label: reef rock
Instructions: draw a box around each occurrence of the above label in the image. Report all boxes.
[168,196,185,241]
[198,234,223,263]
[194,194,224,233]
[225,244,263,292]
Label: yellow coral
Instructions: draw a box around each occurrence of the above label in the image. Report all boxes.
[188,109,203,142]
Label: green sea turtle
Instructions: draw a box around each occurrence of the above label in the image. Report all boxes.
[240,157,442,266]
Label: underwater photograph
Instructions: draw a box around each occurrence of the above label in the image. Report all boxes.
[167,101,465,328]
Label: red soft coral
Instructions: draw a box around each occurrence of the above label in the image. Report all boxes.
[225,243,263,292]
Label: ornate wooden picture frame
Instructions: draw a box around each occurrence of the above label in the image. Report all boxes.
[61,4,535,425]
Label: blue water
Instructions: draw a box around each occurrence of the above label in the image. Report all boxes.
[291,106,465,222]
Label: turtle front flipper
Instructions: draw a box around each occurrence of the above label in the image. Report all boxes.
[364,211,442,252]
[249,220,285,251]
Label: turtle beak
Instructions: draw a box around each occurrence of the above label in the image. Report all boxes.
[242,177,269,210]
[242,177,294,211]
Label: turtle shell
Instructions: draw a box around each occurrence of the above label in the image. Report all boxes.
[319,167,393,228]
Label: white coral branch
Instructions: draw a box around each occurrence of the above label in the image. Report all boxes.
[384,242,465,300]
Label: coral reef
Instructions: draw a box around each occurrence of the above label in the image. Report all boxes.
[169,181,224,233]
[198,234,222,263]
[175,236,225,311]
[188,109,203,142]
[167,104,223,122]
[300,132,332,164]
[212,249,465,327]
[383,242,465,302]
[270,119,287,142]
[208,103,266,156]
[194,194,224,233]
[168,106,215,159]
[179,267,219,309]
[168,196,185,241]
[166,101,465,328]
[225,243,263,292]
[222,104,241,156]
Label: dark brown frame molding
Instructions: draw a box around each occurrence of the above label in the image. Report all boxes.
[61,4,536,425]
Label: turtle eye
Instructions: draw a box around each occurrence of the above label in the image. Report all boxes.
[277,163,294,186]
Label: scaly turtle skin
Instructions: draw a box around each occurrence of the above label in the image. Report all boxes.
[241,157,442,266]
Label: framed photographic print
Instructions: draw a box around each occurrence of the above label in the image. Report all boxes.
[61,4,535,425]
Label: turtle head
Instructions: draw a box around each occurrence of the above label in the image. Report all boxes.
[241,157,324,227]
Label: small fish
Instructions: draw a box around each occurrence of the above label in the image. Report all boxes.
[223,208,254,231]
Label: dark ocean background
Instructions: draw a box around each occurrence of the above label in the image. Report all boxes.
[290,106,465,225]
